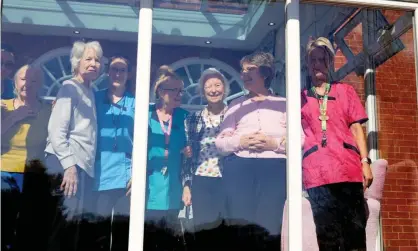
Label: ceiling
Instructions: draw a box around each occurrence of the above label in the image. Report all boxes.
[1,0,284,50]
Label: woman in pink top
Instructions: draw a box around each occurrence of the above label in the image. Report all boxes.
[302,37,373,251]
[215,52,287,250]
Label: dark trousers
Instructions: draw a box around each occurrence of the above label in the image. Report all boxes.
[307,182,367,251]
[144,209,183,251]
[222,155,287,250]
[45,154,95,251]
[1,172,21,251]
[188,176,225,250]
[93,189,130,251]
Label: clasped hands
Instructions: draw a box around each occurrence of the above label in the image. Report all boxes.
[240,131,284,152]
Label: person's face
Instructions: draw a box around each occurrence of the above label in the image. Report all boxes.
[241,62,265,91]
[109,58,128,88]
[1,51,15,80]
[203,76,225,105]
[308,47,329,83]
[158,79,184,109]
[15,66,42,100]
[77,48,100,82]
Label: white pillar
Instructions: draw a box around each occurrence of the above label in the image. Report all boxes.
[414,9,418,110]
[128,0,153,250]
[285,0,302,251]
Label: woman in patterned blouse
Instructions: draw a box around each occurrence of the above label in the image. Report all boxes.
[181,68,229,247]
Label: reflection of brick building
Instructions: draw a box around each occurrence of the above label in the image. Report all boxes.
[334,10,418,250]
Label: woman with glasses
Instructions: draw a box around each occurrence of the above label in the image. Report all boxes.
[144,65,188,250]
[1,43,16,99]
[93,56,134,251]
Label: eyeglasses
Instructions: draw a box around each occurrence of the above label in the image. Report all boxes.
[1,61,14,70]
[161,87,185,95]
[110,67,127,74]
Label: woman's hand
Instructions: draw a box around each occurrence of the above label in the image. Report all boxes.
[183,146,192,158]
[362,162,373,192]
[61,166,78,198]
[248,132,278,152]
[12,105,36,122]
[126,179,132,196]
[182,186,192,206]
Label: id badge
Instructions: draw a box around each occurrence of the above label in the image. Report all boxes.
[161,166,168,176]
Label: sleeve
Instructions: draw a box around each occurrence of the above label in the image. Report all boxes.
[181,113,194,187]
[47,84,78,169]
[215,103,241,155]
[345,84,368,126]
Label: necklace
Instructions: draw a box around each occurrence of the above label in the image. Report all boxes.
[206,106,226,129]
[311,83,331,147]
[110,96,126,151]
[156,108,174,176]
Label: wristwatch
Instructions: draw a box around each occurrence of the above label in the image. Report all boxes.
[361,157,372,165]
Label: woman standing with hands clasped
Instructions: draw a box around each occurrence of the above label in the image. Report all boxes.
[301,37,373,251]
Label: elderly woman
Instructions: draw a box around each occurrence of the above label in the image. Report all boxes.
[302,37,373,251]
[144,65,188,250]
[1,64,50,250]
[181,68,229,245]
[215,52,290,249]
[45,40,102,251]
[93,55,134,251]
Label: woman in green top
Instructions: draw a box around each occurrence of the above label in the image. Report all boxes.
[145,65,188,249]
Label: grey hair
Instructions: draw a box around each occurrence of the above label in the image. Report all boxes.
[198,68,230,100]
[70,40,103,75]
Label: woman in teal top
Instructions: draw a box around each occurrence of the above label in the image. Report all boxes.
[94,56,133,251]
[145,65,188,248]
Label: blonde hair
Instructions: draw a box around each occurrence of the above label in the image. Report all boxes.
[198,68,230,100]
[13,64,44,97]
[306,37,335,70]
[153,65,183,99]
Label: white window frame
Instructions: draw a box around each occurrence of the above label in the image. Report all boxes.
[129,1,418,251]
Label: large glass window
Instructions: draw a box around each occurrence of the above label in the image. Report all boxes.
[144,1,289,250]
[295,3,418,251]
[1,1,138,250]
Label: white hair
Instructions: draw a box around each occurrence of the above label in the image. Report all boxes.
[70,40,103,75]
[198,68,230,100]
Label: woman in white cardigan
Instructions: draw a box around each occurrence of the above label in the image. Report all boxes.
[45,40,102,251]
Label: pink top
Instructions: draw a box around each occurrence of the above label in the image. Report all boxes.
[216,95,300,159]
[301,83,368,189]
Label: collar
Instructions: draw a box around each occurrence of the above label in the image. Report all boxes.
[307,84,336,100]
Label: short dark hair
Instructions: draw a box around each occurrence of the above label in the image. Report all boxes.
[109,55,131,72]
[240,51,275,88]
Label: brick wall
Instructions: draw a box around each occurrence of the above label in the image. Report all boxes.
[335,10,418,250]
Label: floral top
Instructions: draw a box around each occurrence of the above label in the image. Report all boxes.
[195,111,223,178]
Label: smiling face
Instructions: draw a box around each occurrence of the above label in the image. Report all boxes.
[14,65,42,101]
[109,58,128,89]
[203,76,225,105]
[308,47,330,85]
[77,48,101,82]
[241,62,265,92]
[158,78,184,109]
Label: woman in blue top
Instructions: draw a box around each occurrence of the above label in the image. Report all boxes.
[145,65,188,248]
[93,56,134,251]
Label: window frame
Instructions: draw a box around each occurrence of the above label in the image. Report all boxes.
[129,0,418,250]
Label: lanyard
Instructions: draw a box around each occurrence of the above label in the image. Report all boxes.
[156,109,173,175]
[311,83,331,147]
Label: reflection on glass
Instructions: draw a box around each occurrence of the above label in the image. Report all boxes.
[2,0,138,249]
[295,4,418,251]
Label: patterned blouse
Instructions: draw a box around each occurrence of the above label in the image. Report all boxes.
[181,107,225,187]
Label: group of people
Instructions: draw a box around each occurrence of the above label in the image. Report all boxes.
[1,36,373,251]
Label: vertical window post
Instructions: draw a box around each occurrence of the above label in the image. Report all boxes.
[285,0,302,250]
[129,0,153,250]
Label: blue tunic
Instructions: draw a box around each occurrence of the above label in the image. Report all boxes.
[146,104,188,210]
[94,89,135,191]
